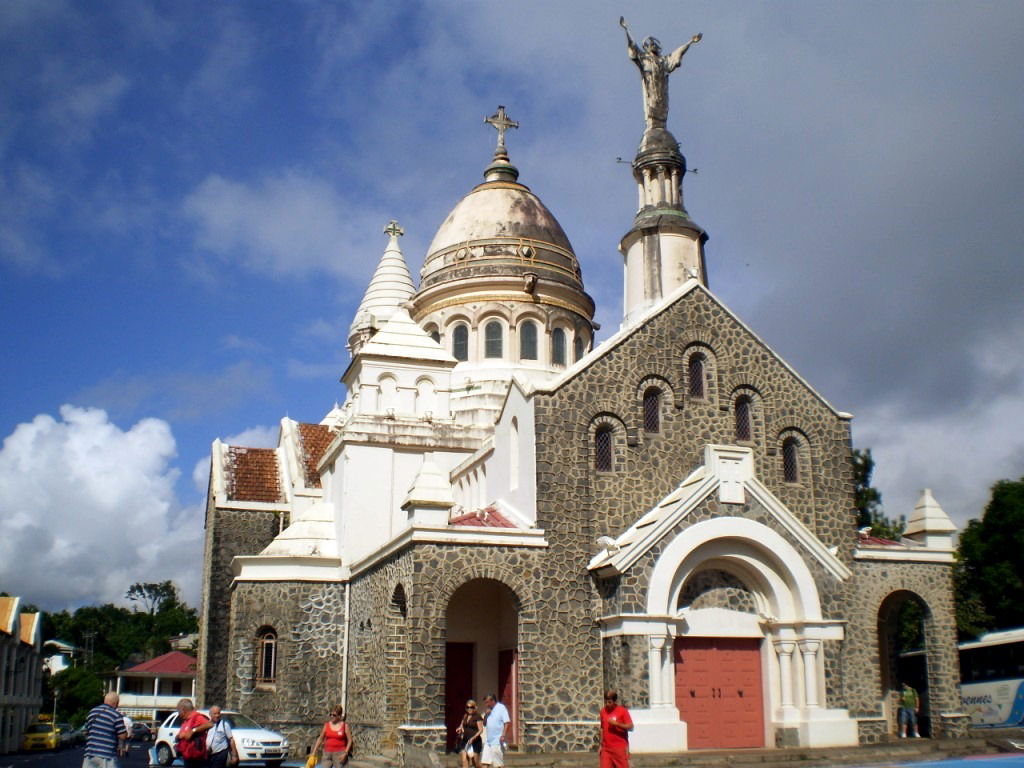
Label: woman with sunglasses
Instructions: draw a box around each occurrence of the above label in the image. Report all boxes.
[312,706,352,767]
[455,699,484,768]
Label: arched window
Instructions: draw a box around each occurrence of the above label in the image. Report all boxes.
[595,425,613,472]
[257,629,277,683]
[643,387,662,433]
[484,321,503,358]
[551,328,566,366]
[430,330,441,344]
[574,335,585,362]
[520,321,538,360]
[378,375,397,413]
[688,352,706,398]
[735,395,752,442]
[452,324,469,361]
[782,436,800,483]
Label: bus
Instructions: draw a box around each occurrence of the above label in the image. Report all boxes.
[959,626,1024,727]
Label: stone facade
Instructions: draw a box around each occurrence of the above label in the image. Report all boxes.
[198,501,285,706]
[198,91,964,760]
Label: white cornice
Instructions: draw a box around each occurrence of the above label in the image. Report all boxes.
[232,555,347,582]
[348,525,548,579]
[854,549,955,563]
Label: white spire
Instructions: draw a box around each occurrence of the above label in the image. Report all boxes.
[903,488,957,550]
[348,220,416,355]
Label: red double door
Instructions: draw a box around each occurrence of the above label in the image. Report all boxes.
[673,637,765,748]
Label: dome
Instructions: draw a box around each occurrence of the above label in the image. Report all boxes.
[419,177,585,295]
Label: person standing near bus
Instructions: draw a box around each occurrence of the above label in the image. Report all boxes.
[898,682,921,738]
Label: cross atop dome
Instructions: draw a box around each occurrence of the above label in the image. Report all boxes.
[485,105,518,151]
[384,219,404,239]
[482,105,520,183]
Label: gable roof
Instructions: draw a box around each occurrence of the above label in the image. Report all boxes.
[297,422,332,488]
[121,650,197,677]
[225,447,283,502]
[588,444,851,583]
[19,613,41,646]
[535,278,846,418]
[0,596,17,635]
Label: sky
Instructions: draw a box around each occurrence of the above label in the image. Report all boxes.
[2,0,1023,614]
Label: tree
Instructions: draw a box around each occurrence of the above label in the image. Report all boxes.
[126,581,179,615]
[853,448,882,528]
[852,447,904,538]
[956,477,1024,634]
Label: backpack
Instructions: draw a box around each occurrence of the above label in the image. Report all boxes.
[176,715,210,760]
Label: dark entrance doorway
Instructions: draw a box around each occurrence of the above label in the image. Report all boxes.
[444,579,519,750]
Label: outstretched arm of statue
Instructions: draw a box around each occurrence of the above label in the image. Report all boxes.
[620,17,639,58]
[666,32,703,71]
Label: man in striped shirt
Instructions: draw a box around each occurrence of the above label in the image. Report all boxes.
[83,691,127,768]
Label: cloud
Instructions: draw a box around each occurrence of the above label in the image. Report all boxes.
[75,361,275,423]
[182,170,385,281]
[855,326,1024,529]
[0,405,202,611]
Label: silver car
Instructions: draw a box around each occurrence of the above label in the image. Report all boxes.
[154,710,288,767]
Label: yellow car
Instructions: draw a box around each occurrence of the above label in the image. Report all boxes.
[22,722,60,751]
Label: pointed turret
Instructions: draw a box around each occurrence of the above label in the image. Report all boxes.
[348,220,415,355]
[903,488,957,550]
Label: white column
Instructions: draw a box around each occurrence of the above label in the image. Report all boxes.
[670,168,680,205]
[649,636,674,708]
[799,639,821,708]
[775,641,795,709]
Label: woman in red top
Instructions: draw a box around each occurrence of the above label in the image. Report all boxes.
[312,706,352,768]
[599,690,633,768]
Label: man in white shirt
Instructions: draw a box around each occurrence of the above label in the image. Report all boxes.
[481,694,510,768]
[206,706,240,768]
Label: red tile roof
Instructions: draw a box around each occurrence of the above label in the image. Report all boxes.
[226,447,283,502]
[122,650,197,677]
[297,423,332,488]
[449,507,517,529]
[858,531,904,547]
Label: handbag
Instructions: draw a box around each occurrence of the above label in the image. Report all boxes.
[305,753,319,768]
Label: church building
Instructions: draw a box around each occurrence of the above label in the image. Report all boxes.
[197,36,966,759]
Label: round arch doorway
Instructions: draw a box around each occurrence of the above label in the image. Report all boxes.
[445,579,519,751]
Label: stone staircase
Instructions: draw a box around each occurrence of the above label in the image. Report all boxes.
[344,732,1022,768]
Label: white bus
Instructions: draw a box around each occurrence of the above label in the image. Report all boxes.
[959,626,1024,727]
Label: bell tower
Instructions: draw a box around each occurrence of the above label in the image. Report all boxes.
[618,19,708,327]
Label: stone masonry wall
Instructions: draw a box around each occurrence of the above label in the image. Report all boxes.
[198,503,283,707]
[227,580,347,756]
[841,559,963,741]
[346,542,602,755]
[534,287,859,560]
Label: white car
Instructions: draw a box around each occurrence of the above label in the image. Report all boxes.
[154,710,289,767]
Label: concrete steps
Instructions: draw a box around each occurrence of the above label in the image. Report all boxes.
[425,736,997,768]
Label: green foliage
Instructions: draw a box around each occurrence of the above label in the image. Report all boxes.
[956,477,1024,634]
[852,448,882,527]
[852,447,904,537]
[50,666,104,725]
[39,581,198,720]
[896,599,925,652]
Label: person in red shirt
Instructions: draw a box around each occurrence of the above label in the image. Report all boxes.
[312,706,353,767]
[599,690,633,768]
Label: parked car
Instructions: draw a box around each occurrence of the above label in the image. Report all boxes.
[55,722,77,747]
[130,721,154,742]
[154,710,288,767]
[21,722,60,751]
